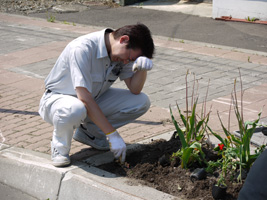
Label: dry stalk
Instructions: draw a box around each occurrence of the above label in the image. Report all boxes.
[186,70,189,130]
[228,92,233,133]
[238,68,244,127]
[191,73,195,111]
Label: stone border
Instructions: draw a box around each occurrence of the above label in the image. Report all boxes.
[0,132,178,200]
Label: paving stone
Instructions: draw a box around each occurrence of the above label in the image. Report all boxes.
[0,12,267,159]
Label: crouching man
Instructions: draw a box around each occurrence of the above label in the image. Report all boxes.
[38,23,155,167]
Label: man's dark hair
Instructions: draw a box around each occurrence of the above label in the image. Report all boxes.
[113,23,155,59]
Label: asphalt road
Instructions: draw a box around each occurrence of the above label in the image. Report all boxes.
[28,4,267,53]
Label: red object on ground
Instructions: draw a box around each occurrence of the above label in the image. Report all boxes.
[215,16,267,25]
[218,143,224,151]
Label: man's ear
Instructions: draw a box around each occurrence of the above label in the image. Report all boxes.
[119,35,130,44]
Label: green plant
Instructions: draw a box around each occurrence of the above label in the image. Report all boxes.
[206,158,221,174]
[218,145,240,186]
[246,16,258,22]
[170,71,211,168]
[208,69,265,183]
[62,21,70,25]
[46,12,55,23]
[206,142,241,187]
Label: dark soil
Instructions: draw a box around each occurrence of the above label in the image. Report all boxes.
[99,134,243,200]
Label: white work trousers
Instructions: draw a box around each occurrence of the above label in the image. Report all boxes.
[39,88,150,156]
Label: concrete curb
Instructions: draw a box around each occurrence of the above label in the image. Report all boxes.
[0,132,180,200]
[0,145,78,200]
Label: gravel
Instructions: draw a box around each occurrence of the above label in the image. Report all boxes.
[0,0,101,15]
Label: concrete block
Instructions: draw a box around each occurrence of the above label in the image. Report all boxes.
[58,165,177,200]
[0,147,78,200]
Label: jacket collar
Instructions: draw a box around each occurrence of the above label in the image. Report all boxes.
[97,28,113,59]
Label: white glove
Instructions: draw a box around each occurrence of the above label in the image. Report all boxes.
[132,56,153,71]
[106,130,126,163]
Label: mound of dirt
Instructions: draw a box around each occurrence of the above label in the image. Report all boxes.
[99,135,243,200]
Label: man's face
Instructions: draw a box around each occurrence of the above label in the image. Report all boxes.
[110,35,142,64]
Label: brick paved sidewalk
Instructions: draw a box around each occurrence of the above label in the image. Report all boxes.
[0,13,267,160]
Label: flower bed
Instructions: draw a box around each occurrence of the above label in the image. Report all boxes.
[99,70,265,199]
[99,134,243,199]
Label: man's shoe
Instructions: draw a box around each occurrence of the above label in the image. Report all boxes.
[73,124,109,151]
[51,142,71,167]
